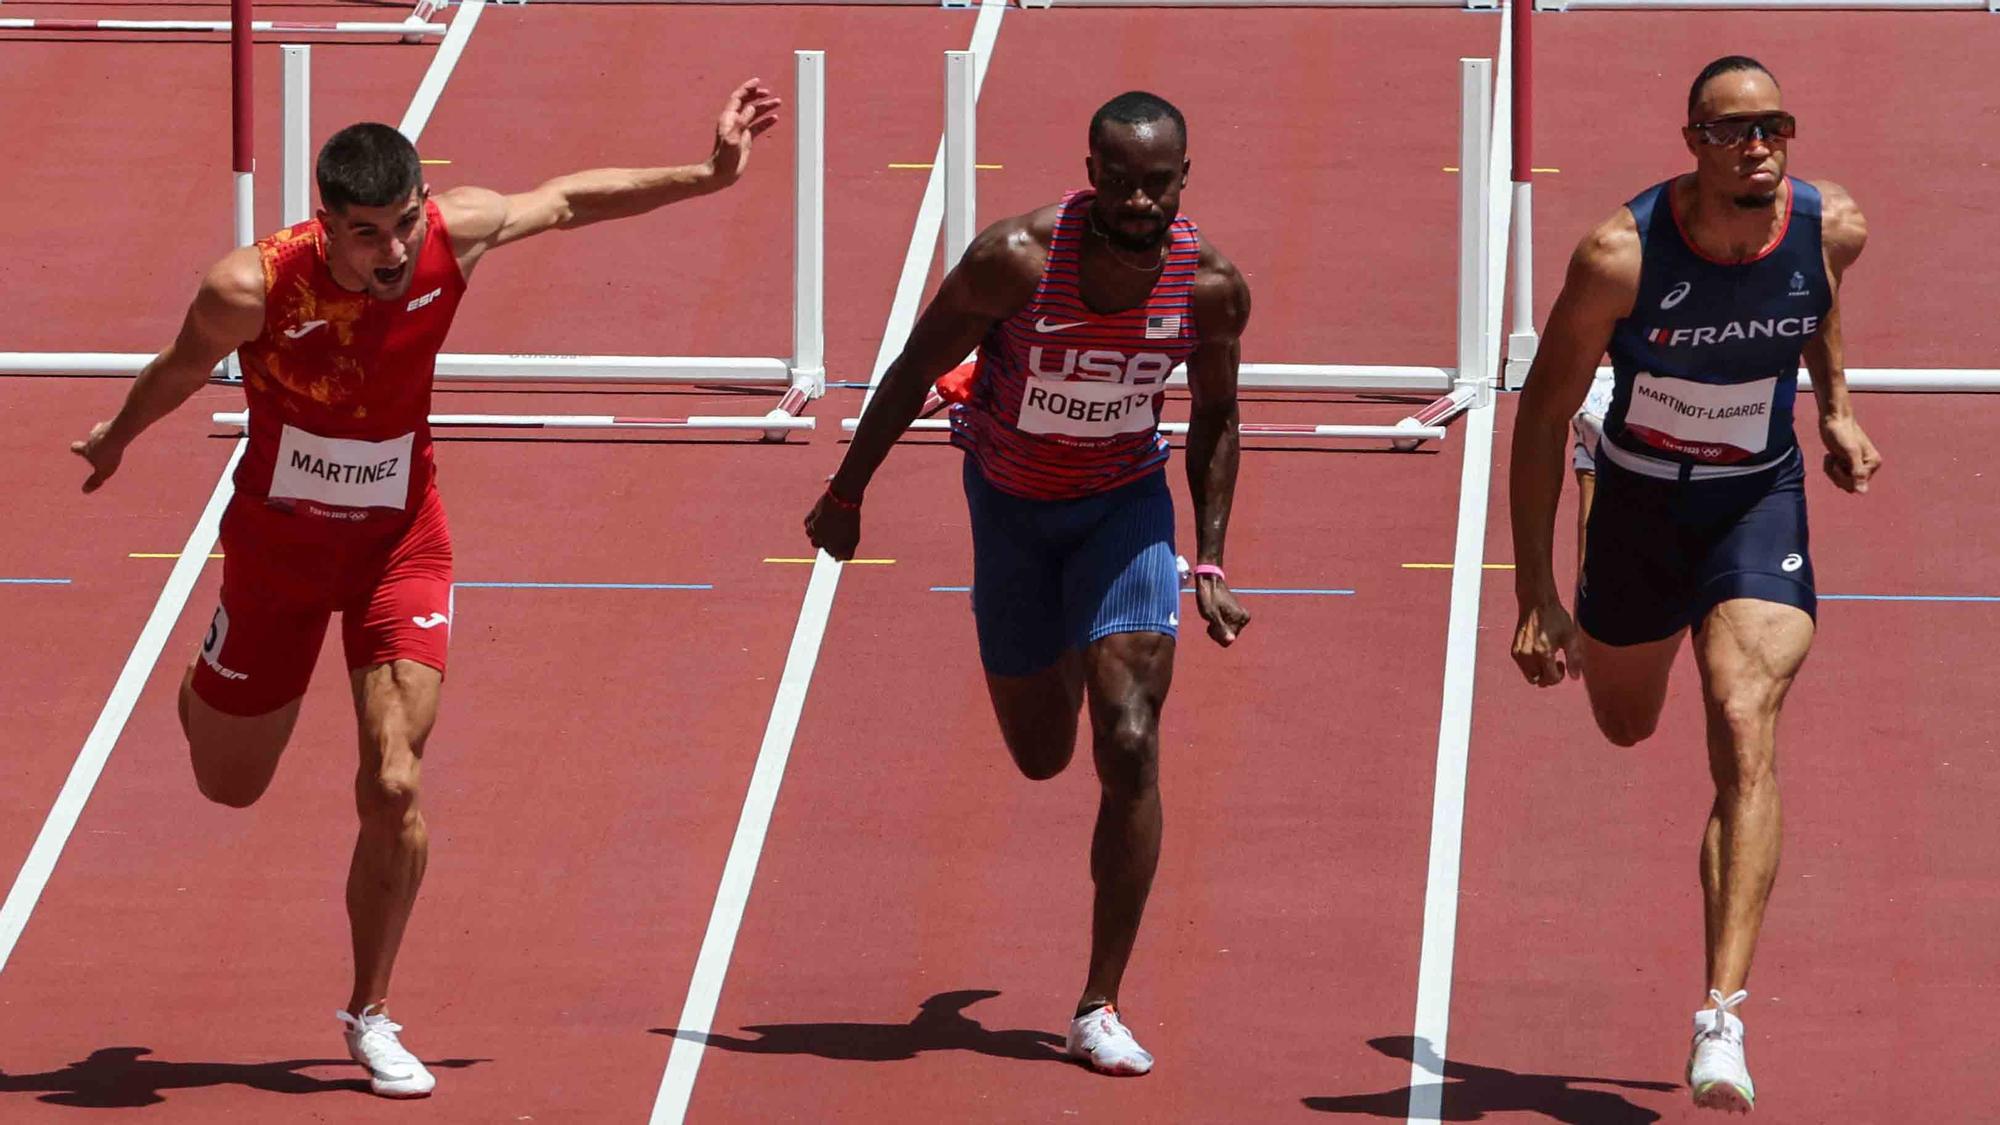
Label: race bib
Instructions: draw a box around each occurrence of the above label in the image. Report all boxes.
[1018,377,1159,439]
[1622,372,1775,463]
[270,425,414,509]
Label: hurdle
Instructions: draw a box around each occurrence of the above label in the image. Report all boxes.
[0,0,447,38]
[2,46,830,439]
[1503,0,2000,388]
[842,45,1502,448]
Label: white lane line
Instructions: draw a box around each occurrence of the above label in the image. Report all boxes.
[1406,14,1513,1125]
[645,4,1008,1122]
[0,4,484,976]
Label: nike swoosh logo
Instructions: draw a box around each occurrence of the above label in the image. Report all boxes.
[283,320,328,339]
[411,613,449,630]
[1034,317,1089,333]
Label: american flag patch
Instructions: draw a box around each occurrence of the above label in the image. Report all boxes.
[1145,314,1182,339]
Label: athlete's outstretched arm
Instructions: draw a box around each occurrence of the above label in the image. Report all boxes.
[71,249,264,493]
[438,79,781,274]
[1509,211,1640,687]
[1183,250,1250,647]
[1802,181,1878,494]
[803,220,1040,561]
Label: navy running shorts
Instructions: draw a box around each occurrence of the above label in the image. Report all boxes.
[961,456,1180,676]
[1578,447,1815,646]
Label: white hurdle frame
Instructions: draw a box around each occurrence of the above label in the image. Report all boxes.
[844,48,1487,447]
[4,48,829,439]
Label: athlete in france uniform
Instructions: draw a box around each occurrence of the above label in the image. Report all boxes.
[807,92,1251,1076]
[71,82,781,1097]
[1507,56,1880,1113]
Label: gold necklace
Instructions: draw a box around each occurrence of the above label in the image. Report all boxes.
[1086,213,1167,273]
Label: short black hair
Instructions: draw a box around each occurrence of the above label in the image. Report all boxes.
[1687,56,1778,121]
[1089,91,1186,151]
[316,122,423,212]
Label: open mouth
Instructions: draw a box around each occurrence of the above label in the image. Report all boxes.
[373,263,408,288]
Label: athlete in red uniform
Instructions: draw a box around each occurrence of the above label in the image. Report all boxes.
[806,91,1250,1076]
[71,79,780,1097]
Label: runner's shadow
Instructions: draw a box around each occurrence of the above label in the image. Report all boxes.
[651,989,1067,1064]
[1303,1036,1678,1124]
[0,1046,486,1108]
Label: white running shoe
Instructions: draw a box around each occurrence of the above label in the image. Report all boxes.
[339,1003,436,1098]
[1065,1003,1154,1076]
[1686,988,1755,1113]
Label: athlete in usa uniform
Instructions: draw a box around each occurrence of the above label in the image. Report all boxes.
[71,81,782,1097]
[806,92,1250,1076]
[1507,56,1880,1113]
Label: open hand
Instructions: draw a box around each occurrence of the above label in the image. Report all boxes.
[709,78,783,184]
[71,420,125,493]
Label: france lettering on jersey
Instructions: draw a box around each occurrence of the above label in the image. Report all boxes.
[1600,177,1831,480]
[950,190,1201,501]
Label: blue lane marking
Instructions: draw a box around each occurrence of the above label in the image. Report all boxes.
[454,582,712,591]
[929,585,1355,596]
[1820,594,2000,603]
[1,578,71,585]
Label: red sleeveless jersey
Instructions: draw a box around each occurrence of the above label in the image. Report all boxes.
[233,199,466,524]
[949,190,1202,501]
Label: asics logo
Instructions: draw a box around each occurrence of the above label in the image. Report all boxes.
[1781,554,1803,573]
[411,612,450,630]
[1034,317,1089,333]
[283,320,329,339]
[1660,282,1692,310]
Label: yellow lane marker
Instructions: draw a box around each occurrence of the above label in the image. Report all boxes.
[130,553,224,559]
[421,159,451,166]
[1403,562,1515,570]
[764,557,896,565]
[889,163,1003,170]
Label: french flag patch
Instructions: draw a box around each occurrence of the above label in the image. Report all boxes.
[1647,327,1668,344]
[1146,314,1182,339]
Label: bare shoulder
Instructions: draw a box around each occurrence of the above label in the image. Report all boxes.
[1557,206,1642,319]
[1192,242,1249,338]
[202,246,267,316]
[952,206,1053,308]
[432,185,508,245]
[1809,179,1868,263]
[1573,206,1642,287]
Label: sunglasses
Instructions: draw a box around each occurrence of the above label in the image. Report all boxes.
[1687,112,1797,147]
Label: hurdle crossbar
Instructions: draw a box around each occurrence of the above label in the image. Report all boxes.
[0,18,447,36]
[839,418,1450,441]
[1534,0,1990,9]
[843,50,1489,450]
[4,49,830,439]
[24,355,1993,393]
[212,411,814,431]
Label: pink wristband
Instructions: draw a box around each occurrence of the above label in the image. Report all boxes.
[1191,564,1226,582]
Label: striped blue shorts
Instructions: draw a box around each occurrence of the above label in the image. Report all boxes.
[961,456,1180,676]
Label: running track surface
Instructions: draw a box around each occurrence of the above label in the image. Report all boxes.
[1,5,1995,1123]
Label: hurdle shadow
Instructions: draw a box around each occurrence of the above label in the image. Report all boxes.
[650,989,1067,1065]
[1303,1036,1678,1124]
[0,1046,487,1108]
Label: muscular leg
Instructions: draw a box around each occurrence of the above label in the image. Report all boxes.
[1691,598,1812,1000]
[1075,630,1173,1015]
[181,664,304,808]
[1579,629,1685,747]
[344,659,440,1017]
[985,650,1086,781]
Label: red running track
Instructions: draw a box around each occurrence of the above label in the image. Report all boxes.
[5,4,1997,1123]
